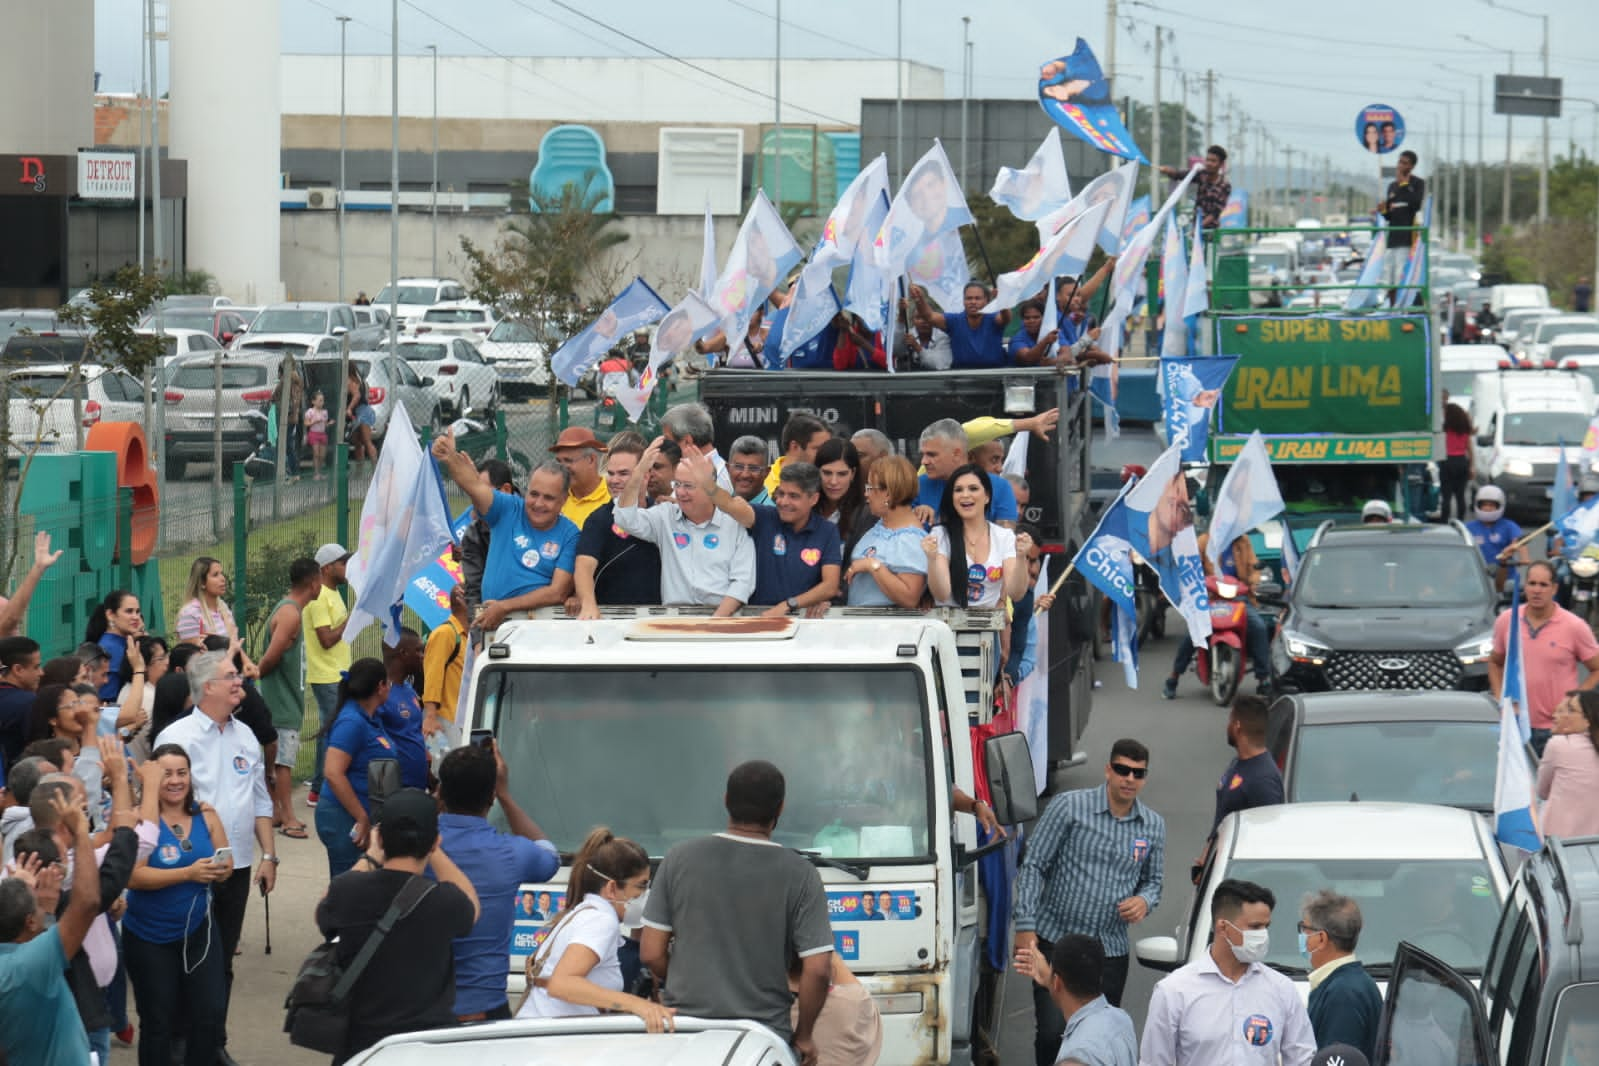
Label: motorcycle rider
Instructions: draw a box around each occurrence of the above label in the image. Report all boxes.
[1360,500,1393,524]
[1161,531,1272,700]
[1550,476,1599,609]
[1465,485,1529,593]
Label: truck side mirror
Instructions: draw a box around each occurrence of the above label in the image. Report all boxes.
[1476,432,1493,447]
[984,731,1039,826]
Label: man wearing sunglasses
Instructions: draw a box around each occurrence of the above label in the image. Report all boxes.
[1013,739,1164,1066]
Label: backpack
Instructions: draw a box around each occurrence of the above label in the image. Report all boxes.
[284,875,435,1054]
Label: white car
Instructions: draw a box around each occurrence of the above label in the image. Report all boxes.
[1519,315,1599,364]
[1496,306,1559,350]
[346,1017,797,1066]
[410,301,499,340]
[372,277,470,328]
[1135,802,1510,997]
[1440,343,1513,400]
[135,327,225,367]
[4,363,148,462]
[477,318,553,398]
[391,337,499,418]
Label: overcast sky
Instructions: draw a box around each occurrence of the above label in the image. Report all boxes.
[96,0,1599,182]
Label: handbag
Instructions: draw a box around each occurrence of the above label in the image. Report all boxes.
[511,906,585,1017]
[284,875,435,1053]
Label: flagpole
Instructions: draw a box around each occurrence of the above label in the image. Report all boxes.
[774,0,783,210]
[895,0,904,185]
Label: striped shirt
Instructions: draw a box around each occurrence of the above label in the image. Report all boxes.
[1014,784,1165,955]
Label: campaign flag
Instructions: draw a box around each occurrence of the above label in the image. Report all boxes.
[1068,480,1141,687]
[816,155,891,270]
[1123,441,1211,646]
[983,200,1110,314]
[874,141,974,279]
[907,227,973,315]
[1038,275,1061,362]
[773,281,843,368]
[344,402,456,645]
[1218,191,1247,229]
[1343,221,1388,310]
[1582,415,1599,470]
[1015,557,1052,786]
[709,190,804,356]
[1037,39,1147,162]
[1158,216,1188,358]
[1119,195,1151,249]
[1181,214,1209,322]
[615,291,719,420]
[1553,445,1576,523]
[403,547,462,631]
[1161,356,1238,463]
[699,197,717,299]
[1002,430,1030,480]
[991,127,1073,221]
[1037,160,1140,256]
[846,191,895,331]
[549,277,670,387]
[1556,495,1599,556]
[1280,525,1302,585]
[1206,431,1286,570]
[1099,167,1200,359]
[1393,197,1431,309]
[1089,368,1119,441]
[1494,570,1541,853]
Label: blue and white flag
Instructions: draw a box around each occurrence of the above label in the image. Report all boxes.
[615,291,718,420]
[1281,525,1302,585]
[1015,556,1053,782]
[550,277,670,387]
[699,197,718,300]
[846,191,895,331]
[1556,495,1599,556]
[873,141,974,279]
[1181,214,1209,322]
[983,199,1109,315]
[1343,219,1388,310]
[1159,216,1189,358]
[1123,441,1212,646]
[1099,166,1200,359]
[1068,480,1140,688]
[907,227,973,315]
[343,402,456,645]
[1037,39,1147,163]
[991,127,1073,221]
[1120,195,1151,249]
[816,155,891,272]
[1089,370,1119,441]
[1495,570,1541,853]
[1393,198,1431,309]
[1206,430,1286,571]
[1161,356,1238,463]
[709,190,804,357]
[1036,160,1140,256]
[1552,444,1576,524]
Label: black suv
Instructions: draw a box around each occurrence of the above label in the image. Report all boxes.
[1270,523,1495,692]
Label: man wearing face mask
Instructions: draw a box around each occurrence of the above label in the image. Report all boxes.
[1141,879,1315,1066]
[434,741,560,1021]
[1300,891,1381,1062]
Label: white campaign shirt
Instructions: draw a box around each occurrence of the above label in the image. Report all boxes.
[932,523,1017,608]
[1139,952,1316,1066]
[516,895,624,1019]
[155,709,273,868]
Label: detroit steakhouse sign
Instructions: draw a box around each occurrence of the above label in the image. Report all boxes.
[77,151,135,200]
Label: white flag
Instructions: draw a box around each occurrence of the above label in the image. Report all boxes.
[708,190,803,355]
[698,197,717,300]
[1036,160,1140,255]
[990,127,1073,221]
[1181,215,1209,322]
[906,228,972,315]
[1206,431,1286,571]
[874,141,974,278]
[983,199,1110,315]
[1015,556,1051,793]
[1159,216,1189,358]
[615,291,719,420]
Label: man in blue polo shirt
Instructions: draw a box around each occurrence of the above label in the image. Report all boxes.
[693,455,842,616]
[434,433,580,631]
[913,418,1020,527]
[909,281,1012,368]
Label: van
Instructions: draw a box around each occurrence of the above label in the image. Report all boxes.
[1440,345,1512,401]
[1469,369,1597,518]
[1489,283,1551,319]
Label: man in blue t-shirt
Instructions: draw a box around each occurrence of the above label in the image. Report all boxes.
[695,457,843,613]
[434,433,580,631]
[910,281,1012,368]
[913,418,1020,526]
[1464,484,1528,590]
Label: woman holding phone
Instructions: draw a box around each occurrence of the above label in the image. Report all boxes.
[316,657,395,878]
[124,747,232,1066]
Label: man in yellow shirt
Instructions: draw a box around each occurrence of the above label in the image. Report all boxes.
[304,543,353,806]
[763,412,831,495]
[422,583,469,742]
[553,426,612,530]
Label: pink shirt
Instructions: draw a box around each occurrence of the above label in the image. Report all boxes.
[1493,606,1599,730]
[1537,733,1599,838]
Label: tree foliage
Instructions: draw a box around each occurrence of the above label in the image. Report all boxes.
[58,266,169,380]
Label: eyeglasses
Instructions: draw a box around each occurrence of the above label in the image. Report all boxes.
[729,463,766,475]
[669,480,698,491]
[1296,921,1322,935]
[864,483,887,493]
[1109,763,1148,779]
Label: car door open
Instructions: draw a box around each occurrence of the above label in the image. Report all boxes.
[1374,941,1493,1066]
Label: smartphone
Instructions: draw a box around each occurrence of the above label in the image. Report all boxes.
[470,729,495,751]
[212,847,233,866]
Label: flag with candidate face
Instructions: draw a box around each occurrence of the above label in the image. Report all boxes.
[1037,39,1146,163]
[1158,216,1188,358]
[907,228,973,315]
[1556,494,1599,556]
[846,191,895,332]
[1161,357,1238,463]
[1119,195,1151,249]
[1036,160,1140,256]
[709,190,803,357]
[873,141,974,279]
[815,155,891,273]
[991,127,1073,221]
[1099,167,1200,359]
[549,277,671,387]
[1122,441,1211,646]
[1219,191,1247,229]
[983,200,1109,316]
[615,291,718,420]
[1206,431,1286,571]
[1068,480,1141,687]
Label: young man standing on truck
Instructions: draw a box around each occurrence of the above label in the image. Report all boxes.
[1378,150,1426,293]
[762,413,831,496]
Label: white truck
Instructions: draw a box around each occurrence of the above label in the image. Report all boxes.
[461,606,1038,1066]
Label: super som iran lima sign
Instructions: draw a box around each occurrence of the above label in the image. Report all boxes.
[1210,313,1436,463]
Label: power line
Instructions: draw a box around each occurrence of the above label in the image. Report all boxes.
[721,0,895,61]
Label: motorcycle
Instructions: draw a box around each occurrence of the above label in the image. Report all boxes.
[1132,553,1167,647]
[1193,575,1251,707]
[1571,556,1599,626]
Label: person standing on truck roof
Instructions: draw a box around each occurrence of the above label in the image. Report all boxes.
[551,427,612,532]
[691,454,842,617]
[763,413,832,496]
[1377,150,1426,292]
[909,282,1012,368]
[433,432,580,632]
[640,760,834,1066]
[458,458,517,622]
[614,438,755,615]
[569,436,672,618]
[1160,146,1231,230]
[1490,560,1599,759]
[660,403,734,494]
[914,419,1022,529]
[1014,739,1163,1066]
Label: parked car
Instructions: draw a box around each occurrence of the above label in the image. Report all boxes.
[135,327,226,366]
[477,317,554,398]
[160,353,286,479]
[353,305,391,331]
[138,307,252,345]
[3,364,147,465]
[1,330,97,368]
[410,301,498,339]
[346,1017,798,1066]
[239,301,386,350]
[0,309,75,346]
[299,352,444,440]
[371,277,470,328]
[158,294,234,310]
[1135,802,1511,994]
[389,337,499,418]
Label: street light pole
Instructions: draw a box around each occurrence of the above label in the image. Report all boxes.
[1459,35,1515,230]
[428,44,438,276]
[1150,26,1163,202]
[1440,64,1487,256]
[338,15,350,303]
[774,0,783,208]
[894,0,903,185]
[388,0,399,353]
[960,17,970,190]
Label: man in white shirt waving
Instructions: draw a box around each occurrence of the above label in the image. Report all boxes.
[1140,879,1314,1066]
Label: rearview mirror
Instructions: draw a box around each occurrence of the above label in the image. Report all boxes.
[331,326,348,336]
[1134,936,1182,972]
[1476,432,1493,447]
[421,376,435,387]
[1255,579,1285,605]
[983,731,1038,826]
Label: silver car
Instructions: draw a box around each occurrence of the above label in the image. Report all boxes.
[299,352,444,439]
[346,1017,797,1066]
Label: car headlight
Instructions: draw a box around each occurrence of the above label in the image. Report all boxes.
[1281,630,1332,665]
[1504,459,1535,478]
[1454,633,1494,665]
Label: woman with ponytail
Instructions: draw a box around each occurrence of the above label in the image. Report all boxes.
[315,657,393,878]
[515,827,675,1031]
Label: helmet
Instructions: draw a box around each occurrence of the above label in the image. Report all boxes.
[1475,485,1506,507]
[1361,499,1393,523]
[1475,484,1507,524]
[1120,464,1147,484]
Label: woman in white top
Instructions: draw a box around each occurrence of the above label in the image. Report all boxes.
[923,463,1031,608]
[517,827,675,1032]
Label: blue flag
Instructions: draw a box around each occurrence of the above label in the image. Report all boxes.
[1343,219,1388,310]
[1558,495,1599,556]
[1037,39,1147,163]
[1394,198,1431,309]
[1206,431,1285,571]
[1553,444,1576,523]
[1161,356,1239,463]
[549,277,670,387]
[1219,191,1247,229]
[1120,195,1151,249]
[1123,441,1212,647]
[1068,481,1140,688]
[846,191,895,331]
[1495,569,1541,853]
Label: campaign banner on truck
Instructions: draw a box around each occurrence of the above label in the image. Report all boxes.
[1213,313,1433,438]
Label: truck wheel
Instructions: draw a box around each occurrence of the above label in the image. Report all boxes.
[1210,644,1241,706]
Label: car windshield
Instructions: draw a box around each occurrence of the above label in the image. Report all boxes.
[1549,984,1599,1065]
[1503,410,1591,447]
[488,320,538,343]
[6,374,90,402]
[252,309,330,334]
[1503,310,1554,333]
[1440,370,1479,398]
[143,311,215,331]
[1252,250,1291,272]
[1296,545,1492,608]
[398,343,448,362]
[1224,858,1501,976]
[1291,721,1501,810]
[1535,320,1598,344]
[423,308,485,323]
[478,666,933,862]
[2,335,92,366]
[376,285,438,305]
[169,365,269,389]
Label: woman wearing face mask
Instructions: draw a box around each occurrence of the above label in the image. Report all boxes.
[515,827,675,1031]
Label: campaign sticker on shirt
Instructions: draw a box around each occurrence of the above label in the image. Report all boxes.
[540,541,560,559]
[377,736,392,749]
[1132,838,1150,862]
[672,533,691,549]
[801,548,822,566]
[863,546,878,558]
[827,890,916,921]
[1227,774,1244,790]
[1242,1014,1274,1046]
[520,549,541,569]
[772,534,787,556]
[703,533,720,549]
[160,844,180,864]
[612,524,630,540]
[833,930,860,961]
[231,755,250,775]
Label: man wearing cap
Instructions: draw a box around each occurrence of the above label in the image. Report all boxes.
[305,543,354,807]
[1300,891,1381,1062]
[321,788,480,1061]
[1360,500,1393,525]
[552,427,612,530]
[433,433,579,631]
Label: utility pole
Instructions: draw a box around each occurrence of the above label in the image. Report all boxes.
[1237,116,1249,224]
[775,0,783,208]
[1204,69,1214,147]
[1283,144,1295,221]
[1178,72,1189,166]
[388,0,400,353]
[429,44,438,276]
[138,7,148,270]
[1105,0,1118,98]
[895,0,903,184]
[338,15,350,302]
[960,16,970,189]
[1151,26,1163,201]
[148,0,162,280]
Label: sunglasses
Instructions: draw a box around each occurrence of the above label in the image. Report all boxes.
[1109,763,1148,779]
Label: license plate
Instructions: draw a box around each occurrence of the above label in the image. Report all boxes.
[1578,589,1593,601]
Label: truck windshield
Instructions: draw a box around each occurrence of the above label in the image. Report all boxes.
[1503,411,1590,447]
[478,666,934,863]
[1549,984,1599,1064]
[1296,546,1492,608]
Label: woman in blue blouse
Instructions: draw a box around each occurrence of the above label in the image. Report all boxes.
[315,657,395,877]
